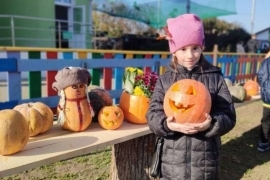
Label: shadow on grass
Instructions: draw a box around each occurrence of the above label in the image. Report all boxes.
[220,125,270,180]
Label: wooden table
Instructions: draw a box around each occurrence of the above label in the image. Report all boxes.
[0,121,152,178]
[0,95,262,179]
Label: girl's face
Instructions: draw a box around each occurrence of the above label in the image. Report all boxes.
[174,45,203,70]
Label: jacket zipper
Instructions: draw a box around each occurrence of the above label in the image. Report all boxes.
[186,70,192,180]
[188,71,192,79]
[186,137,191,180]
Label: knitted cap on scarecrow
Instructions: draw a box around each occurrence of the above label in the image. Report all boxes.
[52,66,91,92]
[52,67,94,125]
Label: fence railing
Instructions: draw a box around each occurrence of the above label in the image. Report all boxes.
[0,47,266,111]
[0,15,94,48]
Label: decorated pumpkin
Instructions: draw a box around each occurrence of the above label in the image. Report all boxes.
[119,91,149,124]
[52,67,94,132]
[243,80,259,96]
[88,86,113,122]
[228,84,246,103]
[13,102,54,136]
[98,106,124,130]
[0,109,29,155]
[163,79,212,124]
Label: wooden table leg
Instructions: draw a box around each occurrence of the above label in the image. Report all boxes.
[110,133,158,180]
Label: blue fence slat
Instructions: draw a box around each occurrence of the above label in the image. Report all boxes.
[17,59,163,71]
[17,59,82,71]
[108,89,123,100]
[114,54,124,104]
[0,58,17,72]
[153,54,161,72]
[231,58,237,83]
[8,72,22,101]
[7,89,123,109]
[204,55,213,64]
[19,96,60,108]
[158,59,170,66]
[0,101,18,109]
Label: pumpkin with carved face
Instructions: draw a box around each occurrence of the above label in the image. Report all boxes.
[163,79,212,124]
[98,106,124,130]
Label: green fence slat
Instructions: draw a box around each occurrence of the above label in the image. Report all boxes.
[135,54,143,69]
[91,53,103,86]
[28,51,41,98]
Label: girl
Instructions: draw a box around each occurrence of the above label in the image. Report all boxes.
[146,14,236,180]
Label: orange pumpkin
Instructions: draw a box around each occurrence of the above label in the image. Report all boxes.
[57,83,92,132]
[119,91,149,124]
[13,102,53,136]
[163,79,212,124]
[0,109,29,155]
[243,80,259,96]
[98,106,124,130]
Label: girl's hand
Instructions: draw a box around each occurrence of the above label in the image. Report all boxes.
[188,113,212,132]
[166,116,198,134]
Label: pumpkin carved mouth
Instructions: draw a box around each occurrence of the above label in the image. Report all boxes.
[168,85,196,112]
[102,119,119,126]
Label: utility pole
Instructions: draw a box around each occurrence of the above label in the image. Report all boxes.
[250,0,256,34]
[187,0,190,13]
[157,0,161,28]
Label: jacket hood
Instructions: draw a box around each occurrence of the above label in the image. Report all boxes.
[167,54,221,75]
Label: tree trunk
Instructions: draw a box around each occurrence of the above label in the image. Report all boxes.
[110,133,158,180]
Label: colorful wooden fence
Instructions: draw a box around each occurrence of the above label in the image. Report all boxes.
[0,47,266,111]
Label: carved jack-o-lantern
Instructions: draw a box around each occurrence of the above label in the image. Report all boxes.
[98,106,124,130]
[163,79,212,124]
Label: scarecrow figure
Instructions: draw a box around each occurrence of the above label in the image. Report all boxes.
[52,67,94,132]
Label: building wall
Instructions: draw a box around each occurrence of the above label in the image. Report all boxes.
[256,30,270,41]
[0,0,55,47]
[75,0,93,48]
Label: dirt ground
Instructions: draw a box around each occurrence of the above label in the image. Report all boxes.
[220,100,270,180]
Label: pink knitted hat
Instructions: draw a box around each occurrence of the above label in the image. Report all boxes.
[166,14,205,53]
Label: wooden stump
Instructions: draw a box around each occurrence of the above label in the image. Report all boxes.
[110,133,158,180]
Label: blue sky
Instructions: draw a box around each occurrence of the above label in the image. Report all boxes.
[218,0,270,34]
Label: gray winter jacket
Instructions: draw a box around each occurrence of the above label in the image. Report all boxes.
[146,55,236,180]
[257,57,270,105]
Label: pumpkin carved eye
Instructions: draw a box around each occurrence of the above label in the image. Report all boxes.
[115,111,121,117]
[103,112,109,117]
[163,79,212,124]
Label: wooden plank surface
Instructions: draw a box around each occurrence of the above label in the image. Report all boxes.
[0,121,151,178]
